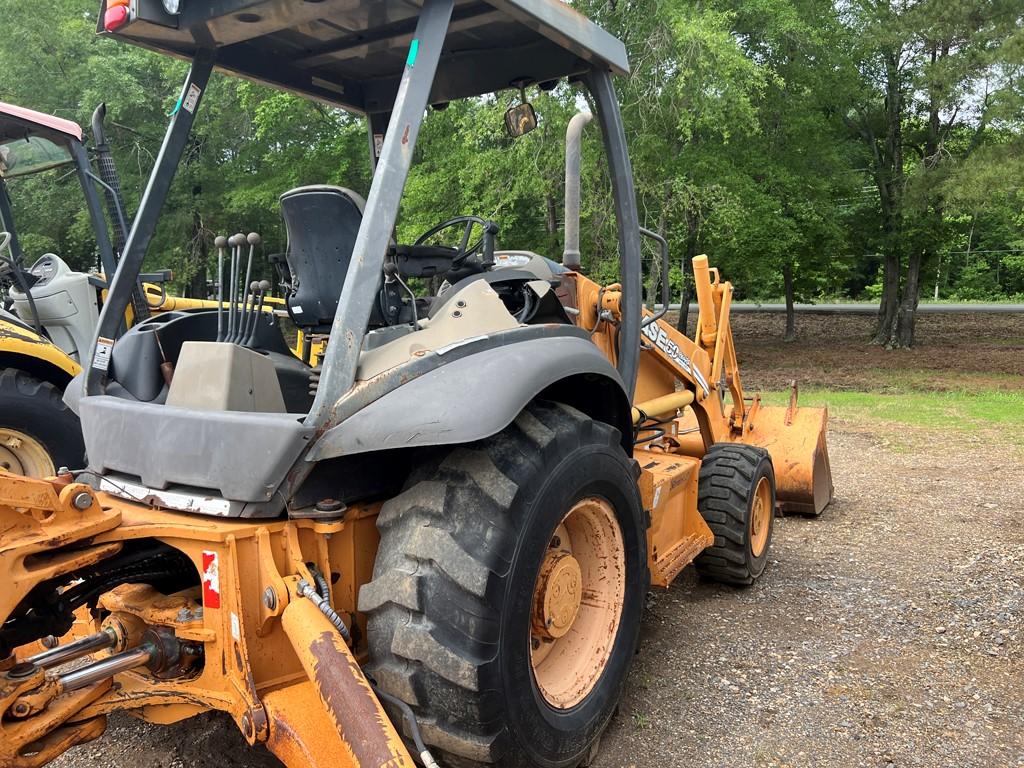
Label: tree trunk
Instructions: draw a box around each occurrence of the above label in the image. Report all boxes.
[646,203,670,312]
[895,250,921,347]
[188,201,207,299]
[873,250,901,345]
[871,49,905,347]
[895,41,947,348]
[782,261,796,342]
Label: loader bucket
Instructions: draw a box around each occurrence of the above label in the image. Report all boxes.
[737,391,834,516]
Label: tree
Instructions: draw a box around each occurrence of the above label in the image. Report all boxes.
[842,0,1022,347]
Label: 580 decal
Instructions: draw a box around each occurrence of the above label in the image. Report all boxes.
[642,322,710,396]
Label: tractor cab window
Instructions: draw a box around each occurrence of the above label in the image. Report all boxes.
[0,135,72,179]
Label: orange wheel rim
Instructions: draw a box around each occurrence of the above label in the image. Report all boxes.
[0,428,54,478]
[749,476,771,557]
[530,497,625,709]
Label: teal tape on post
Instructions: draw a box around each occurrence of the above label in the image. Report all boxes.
[406,38,419,68]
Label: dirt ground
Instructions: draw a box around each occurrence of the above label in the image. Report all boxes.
[52,312,1023,768]
[723,311,1024,392]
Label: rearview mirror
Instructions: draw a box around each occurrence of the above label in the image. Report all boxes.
[504,102,538,138]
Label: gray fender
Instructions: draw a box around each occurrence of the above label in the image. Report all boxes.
[307,335,632,460]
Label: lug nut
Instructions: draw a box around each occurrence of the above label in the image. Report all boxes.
[72,491,93,510]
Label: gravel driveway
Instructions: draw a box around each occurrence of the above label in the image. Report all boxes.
[53,418,1023,768]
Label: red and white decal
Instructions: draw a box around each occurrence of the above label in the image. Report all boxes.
[201,550,221,609]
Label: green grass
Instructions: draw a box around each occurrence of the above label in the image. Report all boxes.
[758,388,1024,436]
[861,367,1024,392]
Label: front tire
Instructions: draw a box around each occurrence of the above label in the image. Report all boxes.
[0,369,84,477]
[360,401,648,767]
[694,443,776,585]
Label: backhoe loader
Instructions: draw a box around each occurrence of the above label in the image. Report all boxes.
[0,2,834,766]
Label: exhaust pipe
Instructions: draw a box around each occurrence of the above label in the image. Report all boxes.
[91,104,129,254]
[92,102,150,321]
[562,111,592,270]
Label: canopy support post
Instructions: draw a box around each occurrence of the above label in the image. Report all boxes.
[309,0,455,426]
[583,68,641,399]
[85,49,215,396]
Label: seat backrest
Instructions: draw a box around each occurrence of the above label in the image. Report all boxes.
[279,185,366,330]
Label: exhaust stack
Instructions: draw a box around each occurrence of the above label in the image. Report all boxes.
[562,111,592,269]
[92,102,150,321]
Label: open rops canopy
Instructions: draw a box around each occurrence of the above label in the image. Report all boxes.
[100,0,629,113]
[87,0,642,432]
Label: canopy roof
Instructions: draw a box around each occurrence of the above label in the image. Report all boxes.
[100,0,629,114]
[0,101,83,143]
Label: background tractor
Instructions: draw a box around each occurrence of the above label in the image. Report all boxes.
[0,101,179,477]
[0,2,833,767]
[0,101,294,477]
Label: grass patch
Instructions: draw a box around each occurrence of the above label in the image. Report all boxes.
[862,368,1024,393]
[758,388,1024,437]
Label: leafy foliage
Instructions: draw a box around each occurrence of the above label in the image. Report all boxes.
[0,0,1020,335]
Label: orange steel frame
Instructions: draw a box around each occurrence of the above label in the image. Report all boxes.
[0,256,831,767]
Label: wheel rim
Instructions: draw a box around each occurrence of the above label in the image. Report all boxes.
[530,496,625,709]
[0,428,55,478]
[749,476,771,558]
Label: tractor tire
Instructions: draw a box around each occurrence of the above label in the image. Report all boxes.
[0,369,84,478]
[694,443,775,586]
[360,401,648,768]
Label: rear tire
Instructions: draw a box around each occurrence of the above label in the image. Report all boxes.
[360,401,647,767]
[694,443,775,586]
[0,369,84,477]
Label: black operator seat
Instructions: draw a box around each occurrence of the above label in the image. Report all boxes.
[279,185,385,332]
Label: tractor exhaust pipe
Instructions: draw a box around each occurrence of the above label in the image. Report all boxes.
[92,103,150,321]
[562,111,592,270]
[91,104,129,254]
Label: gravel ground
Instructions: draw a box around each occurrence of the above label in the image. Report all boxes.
[52,416,1023,768]
[595,420,1023,768]
[50,311,1024,767]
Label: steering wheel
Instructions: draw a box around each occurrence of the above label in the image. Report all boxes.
[0,231,44,333]
[412,215,498,268]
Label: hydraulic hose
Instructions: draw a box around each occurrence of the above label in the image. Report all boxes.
[371,683,441,768]
[296,578,351,644]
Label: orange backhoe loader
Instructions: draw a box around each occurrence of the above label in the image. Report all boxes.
[0,2,832,767]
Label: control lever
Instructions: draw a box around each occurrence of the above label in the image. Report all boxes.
[481,220,499,268]
[227,233,244,341]
[234,233,259,342]
[214,235,227,341]
[243,280,272,348]
[153,328,174,386]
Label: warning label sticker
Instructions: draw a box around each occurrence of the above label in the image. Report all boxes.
[201,550,221,609]
[182,83,202,114]
[92,337,114,372]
